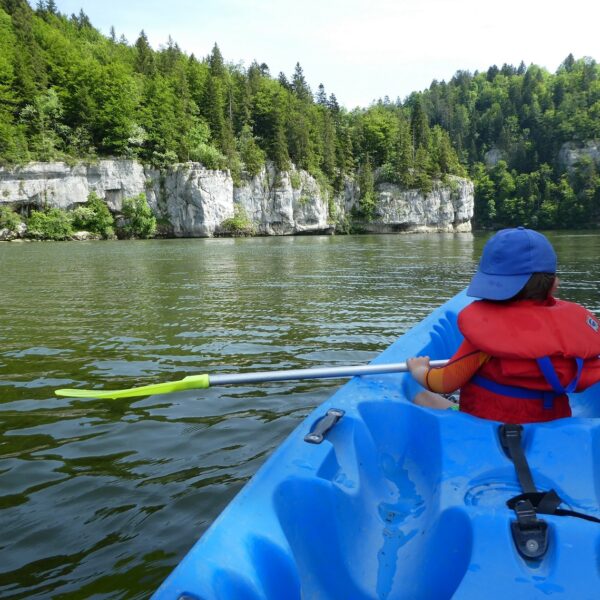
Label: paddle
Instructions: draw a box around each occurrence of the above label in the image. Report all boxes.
[55,359,449,400]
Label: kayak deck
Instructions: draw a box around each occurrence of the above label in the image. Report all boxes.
[153,291,600,599]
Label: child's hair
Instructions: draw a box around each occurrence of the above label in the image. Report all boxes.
[509,272,556,301]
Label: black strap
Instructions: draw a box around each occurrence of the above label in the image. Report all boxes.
[498,424,600,561]
[499,424,550,559]
[499,424,536,493]
[554,508,600,523]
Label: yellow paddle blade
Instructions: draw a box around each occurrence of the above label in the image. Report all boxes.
[55,374,210,399]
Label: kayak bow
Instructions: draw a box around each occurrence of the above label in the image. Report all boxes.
[152,290,600,599]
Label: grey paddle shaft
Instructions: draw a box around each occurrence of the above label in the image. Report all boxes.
[208,359,449,386]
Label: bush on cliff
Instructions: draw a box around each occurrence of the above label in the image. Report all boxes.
[26,208,73,240]
[118,193,157,239]
[219,204,255,236]
[187,121,227,170]
[71,192,115,238]
[0,205,23,233]
[238,124,266,177]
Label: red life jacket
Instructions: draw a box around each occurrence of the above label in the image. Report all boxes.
[457,297,600,423]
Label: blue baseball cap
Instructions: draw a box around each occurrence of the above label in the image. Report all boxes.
[467,227,557,300]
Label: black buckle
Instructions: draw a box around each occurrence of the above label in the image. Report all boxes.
[509,498,549,559]
[507,490,562,516]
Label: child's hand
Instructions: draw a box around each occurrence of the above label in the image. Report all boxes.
[407,356,430,386]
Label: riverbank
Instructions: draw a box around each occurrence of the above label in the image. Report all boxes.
[0,160,474,241]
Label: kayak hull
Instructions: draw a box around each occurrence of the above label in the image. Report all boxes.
[153,291,600,599]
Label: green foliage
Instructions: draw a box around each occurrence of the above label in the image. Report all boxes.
[220,204,255,236]
[119,193,157,238]
[0,204,22,232]
[471,156,600,229]
[1,1,467,190]
[413,147,433,193]
[238,123,265,176]
[186,120,227,169]
[0,8,27,163]
[289,170,302,189]
[471,162,496,227]
[19,88,66,160]
[1,3,599,229]
[70,191,114,238]
[26,207,73,240]
[410,96,430,151]
[422,57,600,227]
[357,157,376,220]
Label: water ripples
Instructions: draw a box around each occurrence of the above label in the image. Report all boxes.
[0,232,598,598]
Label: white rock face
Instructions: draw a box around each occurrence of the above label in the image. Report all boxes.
[234,165,330,235]
[0,222,26,241]
[144,164,234,237]
[558,141,600,170]
[339,176,474,233]
[484,147,506,168]
[0,160,474,236]
[0,160,147,211]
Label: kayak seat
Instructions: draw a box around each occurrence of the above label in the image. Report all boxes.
[273,401,473,599]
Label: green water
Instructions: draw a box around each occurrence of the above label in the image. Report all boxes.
[1,232,599,599]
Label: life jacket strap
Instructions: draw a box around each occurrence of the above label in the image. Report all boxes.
[471,355,584,410]
[471,375,559,409]
[536,356,583,395]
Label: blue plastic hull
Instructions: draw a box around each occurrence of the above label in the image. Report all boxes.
[153,291,600,599]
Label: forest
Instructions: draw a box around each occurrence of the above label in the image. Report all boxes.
[1,0,599,229]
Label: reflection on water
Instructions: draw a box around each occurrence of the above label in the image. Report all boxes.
[0,232,598,598]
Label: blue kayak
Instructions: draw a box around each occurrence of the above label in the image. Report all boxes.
[153,291,600,599]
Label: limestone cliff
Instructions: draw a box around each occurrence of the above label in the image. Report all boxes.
[336,176,473,233]
[558,140,600,170]
[0,160,474,237]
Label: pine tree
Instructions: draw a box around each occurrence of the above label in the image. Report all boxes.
[316,83,327,106]
[272,100,290,171]
[0,9,24,161]
[8,0,47,104]
[394,116,414,186]
[291,62,311,102]
[413,146,433,193]
[238,123,265,176]
[208,43,225,78]
[358,155,376,219]
[328,93,340,114]
[410,97,430,153]
[135,31,155,75]
[277,71,290,90]
[320,110,336,177]
[202,74,226,149]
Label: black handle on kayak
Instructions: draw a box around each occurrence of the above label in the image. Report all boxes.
[304,409,345,444]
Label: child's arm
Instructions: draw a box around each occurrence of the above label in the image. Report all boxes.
[408,341,489,393]
[406,356,431,387]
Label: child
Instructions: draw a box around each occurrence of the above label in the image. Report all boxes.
[407,227,600,424]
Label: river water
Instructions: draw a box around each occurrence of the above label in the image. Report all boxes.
[1,232,599,599]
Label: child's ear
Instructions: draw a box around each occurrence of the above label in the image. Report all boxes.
[551,276,559,294]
